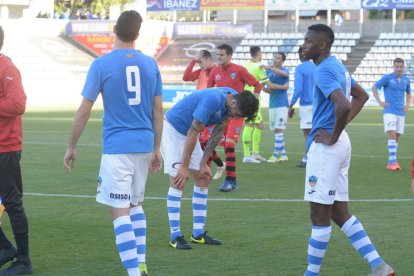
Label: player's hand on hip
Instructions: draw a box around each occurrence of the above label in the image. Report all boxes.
[313,129,334,145]
[150,150,162,174]
[63,148,77,173]
[288,107,295,118]
[404,104,409,113]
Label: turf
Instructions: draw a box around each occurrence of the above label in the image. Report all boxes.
[3,107,412,275]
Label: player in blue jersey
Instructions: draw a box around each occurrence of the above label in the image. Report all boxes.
[63,11,163,276]
[301,24,394,276]
[262,52,290,163]
[288,47,316,167]
[161,87,258,249]
[372,58,411,171]
[302,24,394,276]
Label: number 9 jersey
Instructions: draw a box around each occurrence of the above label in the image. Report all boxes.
[81,49,163,154]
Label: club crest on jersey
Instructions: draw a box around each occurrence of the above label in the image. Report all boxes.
[235,127,241,134]
[308,175,318,188]
[230,72,236,79]
[126,53,134,58]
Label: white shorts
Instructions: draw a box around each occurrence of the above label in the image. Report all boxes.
[96,153,152,208]
[161,120,203,177]
[304,131,351,205]
[384,113,405,134]
[269,107,288,130]
[299,105,313,129]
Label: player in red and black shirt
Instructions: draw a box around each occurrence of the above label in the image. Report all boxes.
[207,44,262,192]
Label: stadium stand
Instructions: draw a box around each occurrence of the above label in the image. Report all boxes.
[1,19,95,109]
[352,32,414,88]
[232,32,360,86]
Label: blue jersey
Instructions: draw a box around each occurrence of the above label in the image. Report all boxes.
[307,56,356,150]
[374,72,411,116]
[291,60,316,106]
[82,49,162,154]
[266,67,289,108]
[166,87,237,136]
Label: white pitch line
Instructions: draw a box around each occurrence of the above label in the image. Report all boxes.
[24,192,414,202]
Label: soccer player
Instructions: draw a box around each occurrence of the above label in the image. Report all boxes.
[302,24,394,276]
[207,44,262,192]
[63,11,163,276]
[0,25,33,275]
[162,88,258,249]
[262,52,290,163]
[372,58,411,171]
[288,47,316,167]
[182,50,226,180]
[242,46,283,163]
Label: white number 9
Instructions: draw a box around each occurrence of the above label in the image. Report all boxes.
[126,66,141,105]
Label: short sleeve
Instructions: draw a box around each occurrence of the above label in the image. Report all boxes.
[315,68,341,99]
[81,60,102,102]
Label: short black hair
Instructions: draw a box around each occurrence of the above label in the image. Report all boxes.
[234,91,259,122]
[394,57,404,64]
[250,46,261,58]
[199,49,212,60]
[308,24,335,45]
[115,10,143,42]
[276,52,286,61]
[217,44,233,56]
[0,26,3,50]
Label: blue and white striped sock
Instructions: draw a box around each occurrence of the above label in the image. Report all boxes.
[130,206,146,265]
[167,187,182,240]
[192,186,208,237]
[387,139,397,165]
[113,216,140,276]
[305,225,331,276]
[274,133,284,157]
[341,215,383,269]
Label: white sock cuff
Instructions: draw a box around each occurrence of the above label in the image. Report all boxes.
[311,225,332,237]
[113,215,131,227]
[194,186,208,195]
[130,205,143,216]
[341,215,357,232]
[388,139,396,145]
[168,187,183,197]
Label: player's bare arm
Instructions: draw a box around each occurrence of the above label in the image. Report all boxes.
[172,119,205,189]
[200,121,227,165]
[151,95,163,174]
[314,89,350,145]
[405,92,411,113]
[63,98,94,173]
[371,85,388,108]
[348,83,369,124]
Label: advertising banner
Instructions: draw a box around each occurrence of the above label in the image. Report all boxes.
[174,22,252,37]
[201,0,264,10]
[361,0,414,10]
[147,0,200,11]
[265,0,361,10]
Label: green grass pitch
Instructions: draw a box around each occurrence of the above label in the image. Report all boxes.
[4,107,412,275]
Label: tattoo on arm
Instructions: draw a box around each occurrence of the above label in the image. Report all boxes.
[190,120,204,133]
[201,122,226,163]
